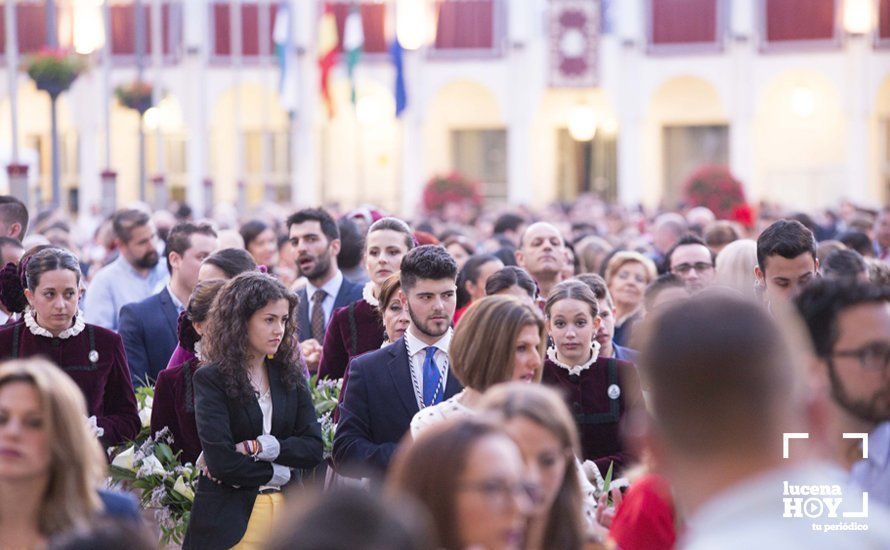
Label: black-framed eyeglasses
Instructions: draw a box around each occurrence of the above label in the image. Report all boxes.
[671,262,714,275]
[830,342,890,371]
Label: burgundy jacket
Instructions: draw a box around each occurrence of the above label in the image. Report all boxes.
[0,320,141,446]
[317,299,385,380]
[542,355,643,475]
[151,357,201,465]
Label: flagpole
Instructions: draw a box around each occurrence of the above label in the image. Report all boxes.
[5,0,29,207]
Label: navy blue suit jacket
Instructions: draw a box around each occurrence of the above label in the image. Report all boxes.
[98,489,141,522]
[296,275,363,342]
[613,343,640,365]
[332,338,462,480]
[119,288,179,385]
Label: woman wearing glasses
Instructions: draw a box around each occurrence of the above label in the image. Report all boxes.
[387,418,533,550]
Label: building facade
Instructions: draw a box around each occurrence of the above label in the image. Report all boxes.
[1,0,890,218]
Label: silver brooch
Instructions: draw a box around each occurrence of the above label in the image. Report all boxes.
[88,350,99,363]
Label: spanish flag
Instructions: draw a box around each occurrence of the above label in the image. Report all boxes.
[317,4,339,117]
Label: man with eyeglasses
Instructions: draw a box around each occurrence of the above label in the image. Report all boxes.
[796,279,890,505]
[665,234,715,294]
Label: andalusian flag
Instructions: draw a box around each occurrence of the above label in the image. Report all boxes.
[342,4,364,107]
[272,2,297,113]
[317,4,339,117]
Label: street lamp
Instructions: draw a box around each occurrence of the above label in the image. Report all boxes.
[843,0,874,36]
[568,104,597,142]
[396,0,433,51]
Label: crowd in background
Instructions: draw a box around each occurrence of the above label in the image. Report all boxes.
[0,192,888,549]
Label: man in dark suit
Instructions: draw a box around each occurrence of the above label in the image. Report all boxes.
[333,245,462,480]
[119,222,218,385]
[287,208,363,371]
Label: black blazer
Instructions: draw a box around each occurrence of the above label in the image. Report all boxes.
[183,363,323,550]
[119,288,179,385]
[296,275,364,342]
[332,338,462,480]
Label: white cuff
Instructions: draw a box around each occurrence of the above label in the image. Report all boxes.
[269,463,291,487]
[255,435,280,461]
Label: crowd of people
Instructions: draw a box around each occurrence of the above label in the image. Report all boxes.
[0,192,888,549]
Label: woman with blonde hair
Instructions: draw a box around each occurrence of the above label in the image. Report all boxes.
[479,383,587,550]
[0,359,139,548]
[715,239,758,298]
[410,295,546,437]
[604,251,657,346]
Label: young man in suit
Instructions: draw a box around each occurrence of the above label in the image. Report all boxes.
[287,208,363,371]
[333,245,462,481]
[119,222,218,385]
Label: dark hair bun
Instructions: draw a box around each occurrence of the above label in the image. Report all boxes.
[177,310,200,354]
[0,261,27,313]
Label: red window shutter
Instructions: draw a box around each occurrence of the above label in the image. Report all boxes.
[765,0,835,42]
[241,3,259,55]
[213,3,230,56]
[18,3,48,53]
[110,4,134,55]
[651,0,717,44]
[434,0,494,49]
[361,2,386,53]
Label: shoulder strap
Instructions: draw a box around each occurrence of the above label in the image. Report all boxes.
[348,302,358,356]
[11,322,20,359]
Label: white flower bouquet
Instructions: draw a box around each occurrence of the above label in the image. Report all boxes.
[309,375,342,458]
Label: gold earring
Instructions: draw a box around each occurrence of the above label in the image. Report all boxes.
[266,354,275,360]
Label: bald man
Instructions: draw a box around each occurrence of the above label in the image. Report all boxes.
[514,222,566,299]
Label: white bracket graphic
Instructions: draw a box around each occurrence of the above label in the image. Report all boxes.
[783,432,809,459]
[843,433,869,460]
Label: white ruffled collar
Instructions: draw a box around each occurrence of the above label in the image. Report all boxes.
[194,340,204,361]
[24,308,86,339]
[362,282,379,308]
[547,341,601,376]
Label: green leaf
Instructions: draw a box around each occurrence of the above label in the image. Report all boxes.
[603,461,614,496]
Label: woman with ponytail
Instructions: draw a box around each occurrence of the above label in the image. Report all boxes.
[0,247,140,446]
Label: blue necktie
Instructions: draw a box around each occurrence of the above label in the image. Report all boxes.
[422,346,441,406]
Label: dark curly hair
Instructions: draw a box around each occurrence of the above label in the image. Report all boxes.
[177,279,227,353]
[201,272,302,402]
[0,246,78,314]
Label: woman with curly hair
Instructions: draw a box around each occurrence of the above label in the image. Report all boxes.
[0,247,140,446]
[184,272,323,550]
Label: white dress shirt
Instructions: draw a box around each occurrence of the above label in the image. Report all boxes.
[305,270,344,329]
[404,327,452,410]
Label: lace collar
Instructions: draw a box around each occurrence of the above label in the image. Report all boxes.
[547,341,601,376]
[24,308,86,339]
[362,282,379,308]
[194,340,204,362]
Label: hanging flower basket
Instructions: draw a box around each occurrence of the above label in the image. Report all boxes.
[116,80,154,115]
[682,165,747,221]
[24,48,86,98]
[422,172,484,218]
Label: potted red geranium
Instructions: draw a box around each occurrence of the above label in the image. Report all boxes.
[682,165,747,221]
[422,172,484,222]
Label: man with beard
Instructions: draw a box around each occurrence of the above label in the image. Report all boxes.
[333,245,462,481]
[795,279,890,505]
[287,208,363,370]
[515,222,566,300]
[119,222,218,385]
[84,209,168,331]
